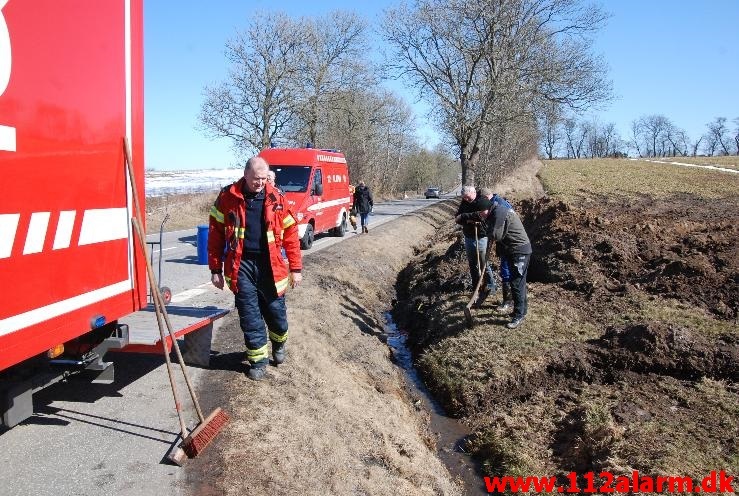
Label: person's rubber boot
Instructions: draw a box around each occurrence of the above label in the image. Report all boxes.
[247,363,267,381]
[496,283,513,314]
[272,342,286,365]
[363,225,368,233]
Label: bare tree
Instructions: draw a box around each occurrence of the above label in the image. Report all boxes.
[382,0,611,186]
[734,117,739,155]
[706,117,731,156]
[703,132,718,156]
[665,122,689,156]
[628,119,643,157]
[198,11,304,153]
[563,117,580,158]
[690,135,703,157]
[539,101,562,159]
[318,88,418,195]
[294,11,374,147]
[639,114,671,157]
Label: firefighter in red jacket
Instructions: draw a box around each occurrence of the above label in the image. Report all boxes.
[208,156,303,380]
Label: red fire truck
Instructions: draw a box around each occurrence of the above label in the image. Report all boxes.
[259,147,353,249]
[0,0,225,428]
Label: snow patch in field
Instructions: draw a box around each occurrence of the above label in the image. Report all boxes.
[145,168,242,196]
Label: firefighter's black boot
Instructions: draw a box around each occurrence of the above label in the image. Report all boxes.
[247,363,267,381]
[272,341,286,365]
[496,283,513,314]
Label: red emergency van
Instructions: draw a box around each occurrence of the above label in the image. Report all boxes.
[259,147,353,249]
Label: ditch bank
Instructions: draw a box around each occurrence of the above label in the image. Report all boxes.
[394,194,738,481]
[183,200,467,495]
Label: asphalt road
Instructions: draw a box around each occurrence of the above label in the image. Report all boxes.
[0,195,448,496]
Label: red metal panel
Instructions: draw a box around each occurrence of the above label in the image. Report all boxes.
[0,0,146,371]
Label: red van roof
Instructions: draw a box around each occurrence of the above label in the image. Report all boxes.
[259,148,346,165]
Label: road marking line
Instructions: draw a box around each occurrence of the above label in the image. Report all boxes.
[170,288,208,303]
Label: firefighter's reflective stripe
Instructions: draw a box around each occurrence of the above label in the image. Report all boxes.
[235,227,245,239]
[283,214,296,229]
[210,206,224,223]
[267,230,275,243]
[246,344,269,363]
[275,276,289,294]
[225,275,232,286]
[269,330,288,343]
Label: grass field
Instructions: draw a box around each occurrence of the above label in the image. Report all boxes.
[540,158,739,202]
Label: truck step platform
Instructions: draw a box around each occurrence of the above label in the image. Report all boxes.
[120,305,229,367]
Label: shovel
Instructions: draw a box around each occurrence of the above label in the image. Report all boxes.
[464,228,493,328]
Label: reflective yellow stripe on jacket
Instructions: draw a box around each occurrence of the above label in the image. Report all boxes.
[282,214,296,229]
[275,276,290,294]
[210,205,224,223]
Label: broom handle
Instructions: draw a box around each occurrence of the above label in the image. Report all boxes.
[147,245,189,439]
[124,138,206,423]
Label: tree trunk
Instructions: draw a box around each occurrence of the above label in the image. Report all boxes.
[460,144,479,186]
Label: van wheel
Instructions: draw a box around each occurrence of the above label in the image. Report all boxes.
[334,216,347,237]
[300,224,314,250]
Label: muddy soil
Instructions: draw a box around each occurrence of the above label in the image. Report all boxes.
[394,187,738,482]
[521,194,739,319]
[181,201,466,495]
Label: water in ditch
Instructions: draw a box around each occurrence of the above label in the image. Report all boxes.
[383,312,489,495]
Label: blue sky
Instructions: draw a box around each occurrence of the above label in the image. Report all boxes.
[144,1,739,170]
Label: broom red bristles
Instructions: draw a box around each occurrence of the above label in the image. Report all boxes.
[182,407,230,458]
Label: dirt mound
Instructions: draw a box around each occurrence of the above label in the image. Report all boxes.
[394,192,739,481]
[520,195,739,319]
[548,322,739,383]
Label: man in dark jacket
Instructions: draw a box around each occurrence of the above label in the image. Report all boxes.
[480,188,514,313]
[485,199,532,329]
[353,181,373,233]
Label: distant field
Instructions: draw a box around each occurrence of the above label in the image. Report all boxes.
[540,158,739,202]
[650,155,739,169]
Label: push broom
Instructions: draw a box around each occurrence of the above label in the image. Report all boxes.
[124,137,229,463]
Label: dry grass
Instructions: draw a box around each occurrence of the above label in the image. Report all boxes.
[417,285,600,414]
[145,193,213,234]
[192,201,464,496]
[540,158,739,203]
[603,292,738,336]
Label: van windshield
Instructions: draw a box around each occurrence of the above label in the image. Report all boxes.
[272,166,311,193]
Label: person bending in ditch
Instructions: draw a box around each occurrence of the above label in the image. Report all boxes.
[208,156,303,380]
[480,188,515,313]
[485,197,531,329]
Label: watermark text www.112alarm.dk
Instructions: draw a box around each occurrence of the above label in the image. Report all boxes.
[484,470,734,493]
